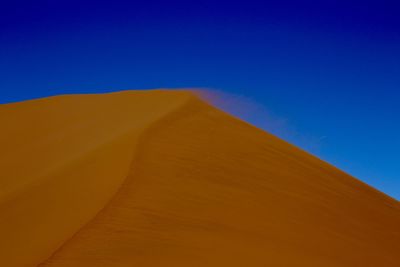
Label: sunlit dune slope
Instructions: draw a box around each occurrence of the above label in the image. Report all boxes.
[1,90,399,267]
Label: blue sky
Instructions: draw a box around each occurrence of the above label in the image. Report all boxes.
[1,0,399,199]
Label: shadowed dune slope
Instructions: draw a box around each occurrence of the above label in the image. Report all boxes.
[1,90,399,267]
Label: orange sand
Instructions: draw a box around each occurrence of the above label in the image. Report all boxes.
[0,90,399,267]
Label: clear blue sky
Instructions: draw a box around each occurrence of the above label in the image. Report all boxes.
[1,0,399,199]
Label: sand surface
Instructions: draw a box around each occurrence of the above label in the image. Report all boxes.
[1,90,399,266]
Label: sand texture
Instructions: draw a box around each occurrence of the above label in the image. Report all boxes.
[1,90,399,266]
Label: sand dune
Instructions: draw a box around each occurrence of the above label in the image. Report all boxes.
[1,90,399,267]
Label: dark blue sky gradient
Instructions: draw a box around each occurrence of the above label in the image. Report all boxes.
[1,0,399,199]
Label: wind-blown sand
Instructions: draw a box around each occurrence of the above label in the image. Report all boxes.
[0,90,399,267]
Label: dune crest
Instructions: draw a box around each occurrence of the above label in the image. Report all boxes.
[1,90,399,267]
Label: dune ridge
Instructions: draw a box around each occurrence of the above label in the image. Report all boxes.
[1,90,399,267]
[0,90,193,267]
